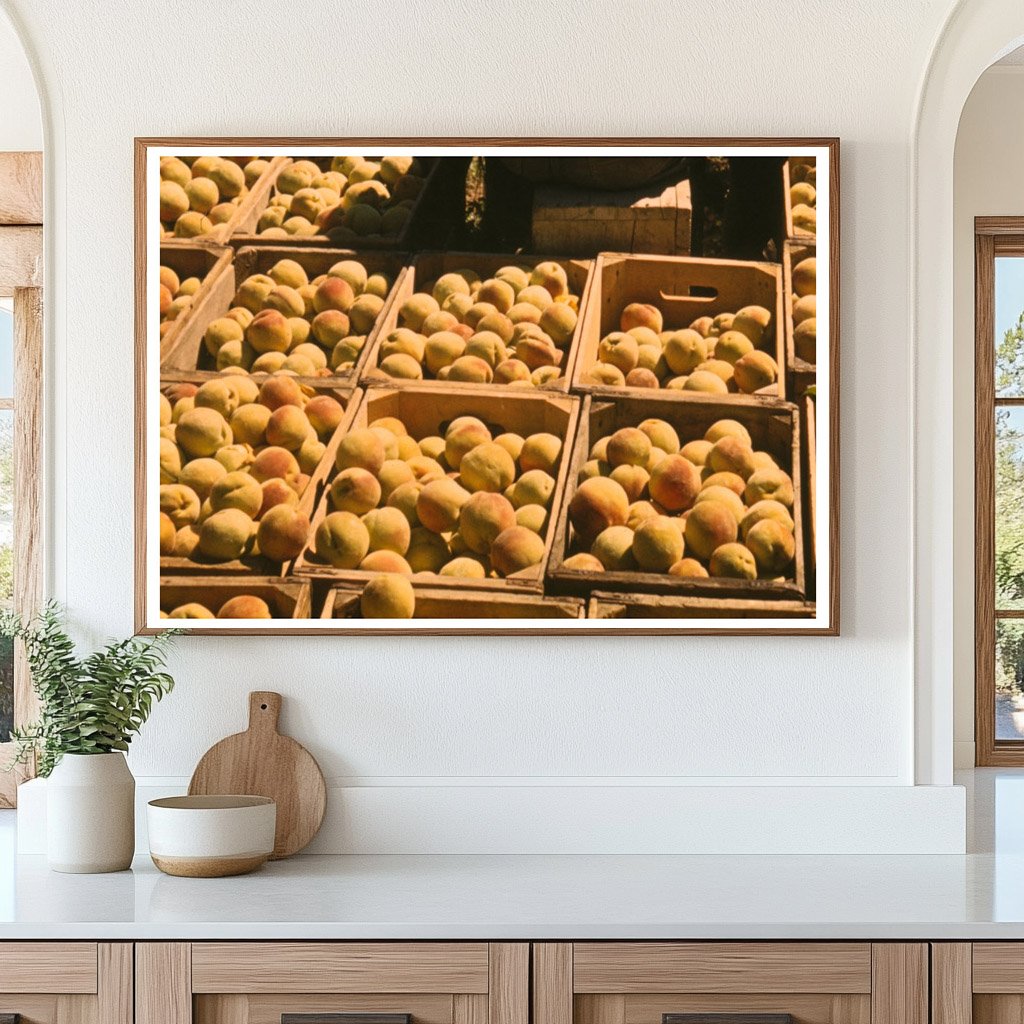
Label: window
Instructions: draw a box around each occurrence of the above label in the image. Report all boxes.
[976,219,1024,764]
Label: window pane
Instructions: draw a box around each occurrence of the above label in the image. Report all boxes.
[996,407,1024,608]
[997,620,1024,740]
[996,256,1024,397]
[0,302,12,399]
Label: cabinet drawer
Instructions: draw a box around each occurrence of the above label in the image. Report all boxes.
[935,942,1024,1024]
[536,943,924,1024]
[0,942,130,1024]
[138,942,528,1024]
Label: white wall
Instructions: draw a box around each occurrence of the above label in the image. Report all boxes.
[0,0,977,851]
[0,7,40,152]
[952,66,1024,767]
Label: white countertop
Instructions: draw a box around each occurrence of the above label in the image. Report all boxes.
[1,769,1022,941]
[3,844,1024,940]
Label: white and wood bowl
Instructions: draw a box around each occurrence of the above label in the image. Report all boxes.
[147,795,276,878]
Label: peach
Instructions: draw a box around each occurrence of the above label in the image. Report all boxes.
[649,455,701,512]
[733,350,779,393]
[444,418,491,469]
[251,446,301,488]
[245,309,291,354]
[740,499,795,540]
[792,257,816,297]
[620,302,663,334]
[606,427,651,468]
[264,285,305,318]
[731,305,772,345]
[203,317,244,358]
[510,469,555,509]
[258,478,299,518]
[265,405,312,451]
[198,508,254,562]
[494,358,532,385]
[460,441,516,492]
[490,525,546,576]
[386,481,425,526]
[363,506,412,555]
[439,556,487,578]
[159,512,176,555]
[663,330,707,374]
[668,557,710,578]
[684,500,739,560]
[714,330,755,365]
[591,525,637,570]
[359,551,413,574]
[744,468,795,507]
[315,511,370,568]
[695,485,745,523]
[584,364,626,387]
[313,276,355,314]
[168,603,215,619]
[632,515,684,571]
[638,418,680,454]
[746,518,796,575]
[569,476,630,546]
[176,407,232,458]
[519,433,562,473]
[459,491,517,554]
[336,428,387,475]
[209,471,263,517]
[562,552,605,572]
[709,542,758,580]
[680,439,713,466]
[311,309,351,348]
[406,527,450,572]
[177,458,227,502]
[217,595,272,619]
[528,261,569,298]
[683,370,729,394]
[610,464,650,503]
[625,368,659,388]
[360,575,416,619]
[708,436,758,480]
[598,332,639,374]
[417,478,471,533]
[160,483,201,529]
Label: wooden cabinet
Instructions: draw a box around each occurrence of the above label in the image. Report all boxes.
[136,942,528,1024]
[533,943,928,1024]
[0,942,132,1023]
[931,943,1024,1024]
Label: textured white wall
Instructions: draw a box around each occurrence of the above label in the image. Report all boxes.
[953,67,1024,767]
[0,0,964,801]
[0,8,40,152]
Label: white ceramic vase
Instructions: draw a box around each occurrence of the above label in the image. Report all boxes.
[46,752,135,873]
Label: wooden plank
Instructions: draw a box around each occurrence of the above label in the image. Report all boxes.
[0,152,42,225]
[191,942,489,994]
[573,943,871,994]
[455,994,489,1024]
[97,944,133,1024]
[0,943,97,994]
[576,995,626,1024]
[136,943,192,1024]
[0,226,42,294]
[972,943,1024,992]
[489,943,529,1024]
[931,944,972,1024]
[870,944,927,1024]
[534,944,573,1024]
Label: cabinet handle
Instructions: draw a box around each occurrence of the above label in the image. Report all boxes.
[283,1015,412,1024]
[664,1016,794,1024]
[0,1015,20,1024]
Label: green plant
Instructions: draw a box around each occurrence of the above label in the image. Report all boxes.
[1,602,178,777]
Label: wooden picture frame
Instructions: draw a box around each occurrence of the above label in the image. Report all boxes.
[136,139,839,635]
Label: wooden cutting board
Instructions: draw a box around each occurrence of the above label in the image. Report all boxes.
[188,691,326,860]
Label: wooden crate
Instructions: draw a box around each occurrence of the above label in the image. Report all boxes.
[547,391,806,601]
[782,156,817,241]
[532,175,692,256]
[587,592,814,619]
[360,251,595,394]
[160,245,409,387]
[802,392,817,601]
[228,155,441,250]
[160,155,289,246]
[324,584,584,620]
[292,384,581,592]
[571,252,785,400]
[159,381,361,577]
[159,576,312,620]
[157,243,234,366]
[783,238,816,399]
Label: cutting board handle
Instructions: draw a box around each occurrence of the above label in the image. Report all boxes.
[248,691,282,734]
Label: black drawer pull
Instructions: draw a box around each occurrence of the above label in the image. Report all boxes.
[0,1015,20,1024]
[283,1015,411,1024]
[665,1016,794,1024]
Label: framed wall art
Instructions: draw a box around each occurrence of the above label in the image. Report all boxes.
[136,139,838,634]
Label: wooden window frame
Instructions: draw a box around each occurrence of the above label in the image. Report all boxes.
[0,151,43,807]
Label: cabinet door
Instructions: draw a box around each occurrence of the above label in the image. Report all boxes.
[939,942,1024,1024]
[534,943,927,1024]
[0,942,131,1023]
[137,942,528,1024]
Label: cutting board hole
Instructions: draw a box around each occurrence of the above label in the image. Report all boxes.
[260,703,268,710]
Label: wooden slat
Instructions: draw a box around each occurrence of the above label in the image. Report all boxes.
[455,994,489,1024]
[0,153,42,225]
[573,943,871,994]
[576,995,626,1024]
[0,943,96,994]
[972,943,1024,992]
[932,944,972,1024]
[192,942,489,994]
[534,944,573,1024]
[623,993,869,1024]
[136,943,192,1024]
[97,944,133,1024]
[870,944,927,1024]
[0,226,42,294]
[489,943,529,1024]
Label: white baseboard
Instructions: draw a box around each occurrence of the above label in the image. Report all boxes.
[18,778,967,856]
